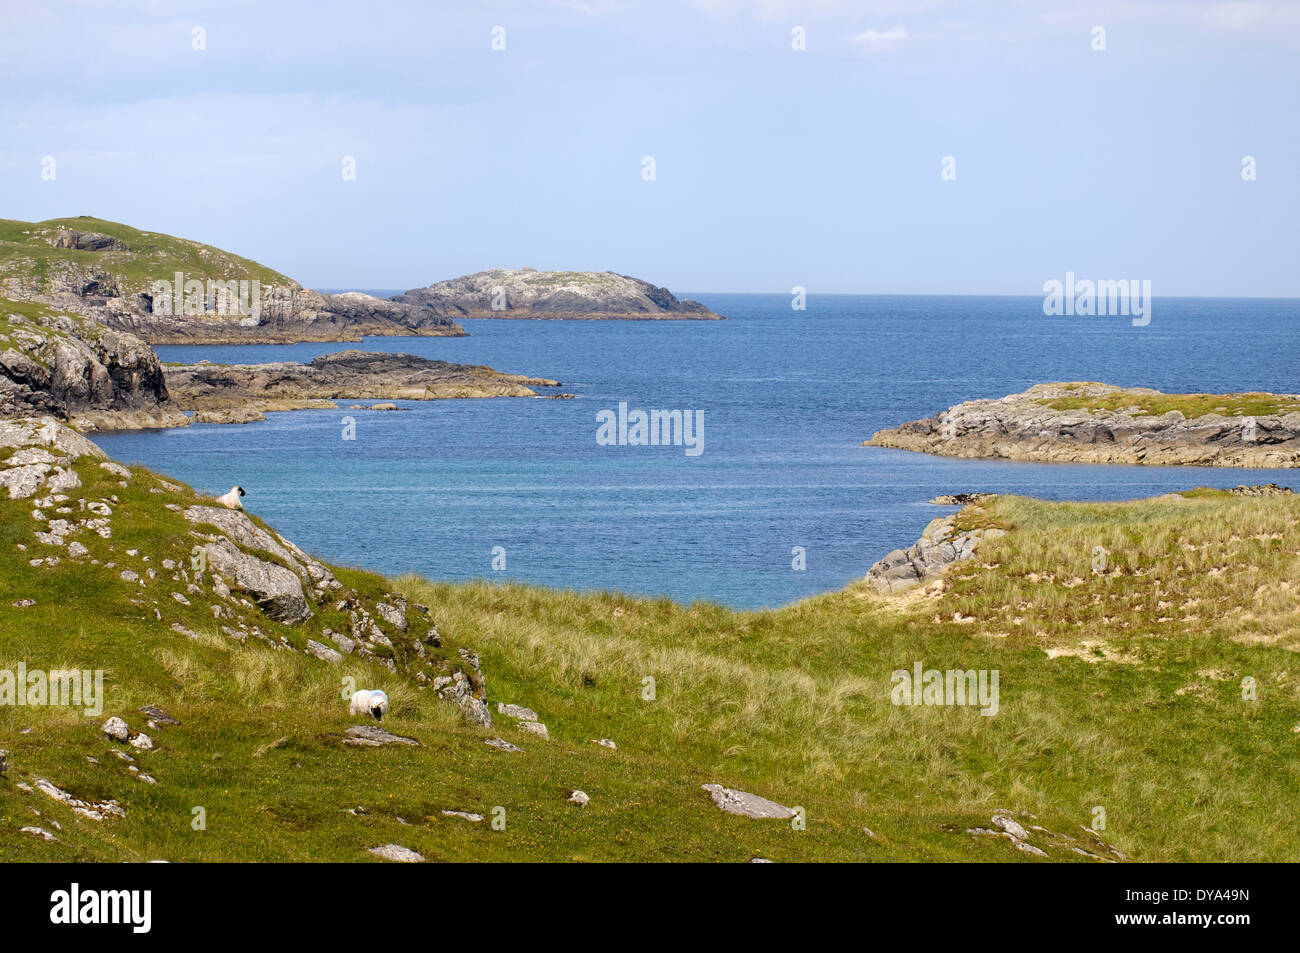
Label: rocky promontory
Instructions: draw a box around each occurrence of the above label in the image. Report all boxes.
[866,382,1300,468]
[1,297,189,431]
[0,217,467,344]
[165,350,562,422]
[394,267,723,320]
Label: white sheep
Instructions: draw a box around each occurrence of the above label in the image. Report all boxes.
[349,689,389,721]
[217,485,245,510]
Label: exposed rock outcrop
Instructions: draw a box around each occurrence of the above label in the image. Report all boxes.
[395,268,723,320]
[165,350,560,419]
[344,726,421,747]
[867,382,1300,468]
[701,783,796,819]
[368,844,424,862]
[0,299,188,430]
[864,513,1006,593]
[1,216,466,344]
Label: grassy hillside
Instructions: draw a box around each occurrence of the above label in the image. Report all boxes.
[0,216,292,295]
[3,441,1298,861]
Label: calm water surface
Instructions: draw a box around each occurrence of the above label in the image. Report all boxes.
[92,294,1300,608]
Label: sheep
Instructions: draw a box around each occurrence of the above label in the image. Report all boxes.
[217,485,245,510]
[349,689,389,721]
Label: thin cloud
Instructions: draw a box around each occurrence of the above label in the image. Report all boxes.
[851,24,907,50]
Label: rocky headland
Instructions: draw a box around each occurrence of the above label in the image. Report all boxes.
[2,297,560,431]
[0,298,188,431]
[866,382,1300,468]
[164,350,563,423]
[0,217,466,344]
[394,267,723,320]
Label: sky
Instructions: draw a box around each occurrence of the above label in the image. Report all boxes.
[1,0,1297,295]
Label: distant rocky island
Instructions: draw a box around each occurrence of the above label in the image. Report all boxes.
[0,216,466,344]
[867,382,1300,468]
[394,267,723,320]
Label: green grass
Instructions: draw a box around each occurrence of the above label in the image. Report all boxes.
[1038,388,1300,419]
[0,216,292,299]
[3,457,1298,861]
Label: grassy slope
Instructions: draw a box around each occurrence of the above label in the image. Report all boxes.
[0,216,292,293]
[3,462,1298,861]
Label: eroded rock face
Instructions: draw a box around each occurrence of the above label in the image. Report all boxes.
[867,382,1300,468]
[395,268,724,320]
[0,304,186,430]
[52,229,129,252]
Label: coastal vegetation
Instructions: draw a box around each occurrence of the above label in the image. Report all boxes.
[4,422,1296,861]
[868,382,1300,467]
[1037,384,1300,419]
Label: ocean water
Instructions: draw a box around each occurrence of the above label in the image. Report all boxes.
[92,294,1300,609]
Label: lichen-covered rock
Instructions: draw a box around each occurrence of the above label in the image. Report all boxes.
[31,776,125,821]
[498,702,537,721]
[518,721,549,740]
[0,303,187,430]
[433,670,492,726]
[368,844,424,863]
[701,784,796,819]
[184,505,338,594]
[864,514,1005,593]
[306,639,343,663]
[200,538,311,624]
[344,726,421,747]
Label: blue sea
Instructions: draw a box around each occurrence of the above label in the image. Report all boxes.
[91,294,1300,609]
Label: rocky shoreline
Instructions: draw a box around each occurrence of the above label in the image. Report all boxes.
[867,382,1300,468]
[2,297,561,432]
[165,351,563,424]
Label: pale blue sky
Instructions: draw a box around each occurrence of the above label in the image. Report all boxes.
[2,0,1297,295]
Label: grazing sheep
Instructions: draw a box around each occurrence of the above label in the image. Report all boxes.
[350,689,389,721]
[217,485,245,510]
